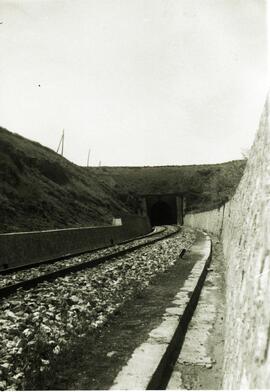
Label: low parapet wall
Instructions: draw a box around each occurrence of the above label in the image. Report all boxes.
[0,215,151,271]
[184,96,270,388]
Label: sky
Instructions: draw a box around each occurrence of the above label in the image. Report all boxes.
[0,0,268,166]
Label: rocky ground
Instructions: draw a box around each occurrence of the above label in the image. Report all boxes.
[0,226,195,390]
[0,225,170,289]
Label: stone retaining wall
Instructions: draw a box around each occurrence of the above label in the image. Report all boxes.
[184,205,225,237]
[0,215,151,271]
[184,96,270,388]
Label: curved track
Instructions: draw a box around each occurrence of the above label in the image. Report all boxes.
[0,225,181,299]
[0,226,165,275]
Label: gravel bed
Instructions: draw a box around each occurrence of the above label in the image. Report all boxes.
[0,226,174,289]
[0,226,196,390]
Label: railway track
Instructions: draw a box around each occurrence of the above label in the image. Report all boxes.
[0,225,180,299]
[0,225,197,390]
[0,226,166,276]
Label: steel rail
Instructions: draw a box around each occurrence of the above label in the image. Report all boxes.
[0,226,166,276]
[0,226,181,299]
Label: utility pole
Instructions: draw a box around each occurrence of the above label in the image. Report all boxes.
[87,148,91,167]
[61,129,64,156]
[56,129,65,156]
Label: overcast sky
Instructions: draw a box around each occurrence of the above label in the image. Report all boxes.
[0,0,268,166]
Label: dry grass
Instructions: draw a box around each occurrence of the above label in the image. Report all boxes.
[0,127,136,233]
[89,161,245,212]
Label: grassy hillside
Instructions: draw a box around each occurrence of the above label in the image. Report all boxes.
[0,127,137,233]
[89,161,246,213]
[0,126,245,233]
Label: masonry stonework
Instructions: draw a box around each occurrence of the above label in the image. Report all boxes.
[184,205,224,237]
[184,96,270,388]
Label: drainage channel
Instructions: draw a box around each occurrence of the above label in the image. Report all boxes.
[33,230,210,390]
[25,228,197,390]
[111,231,212,390]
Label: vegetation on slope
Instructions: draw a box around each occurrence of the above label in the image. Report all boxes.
[0,127,137,233]
[0,126,245,233]
[89,161,246,213]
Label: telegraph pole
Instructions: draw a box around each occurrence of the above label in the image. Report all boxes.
[87,148,91,167]
[61,129,64,156]
[56,129,65,156]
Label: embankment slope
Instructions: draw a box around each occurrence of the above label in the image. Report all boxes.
[0,125,245,234]
[89,161,245,213]
[0,127,137,233]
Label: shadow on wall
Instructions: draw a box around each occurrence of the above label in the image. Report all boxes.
[150,201,176,226]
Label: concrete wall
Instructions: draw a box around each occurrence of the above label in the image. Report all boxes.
[0,215,151,271]
[184,205,225,237]
[184,96,270,388]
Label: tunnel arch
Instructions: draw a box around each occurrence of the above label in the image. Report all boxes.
[149,201,176,226]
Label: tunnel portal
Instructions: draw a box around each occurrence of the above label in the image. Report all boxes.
[150,201,175,226]
[141,193,184,227]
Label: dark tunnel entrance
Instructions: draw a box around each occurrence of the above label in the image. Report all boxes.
[150,201,177,226]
